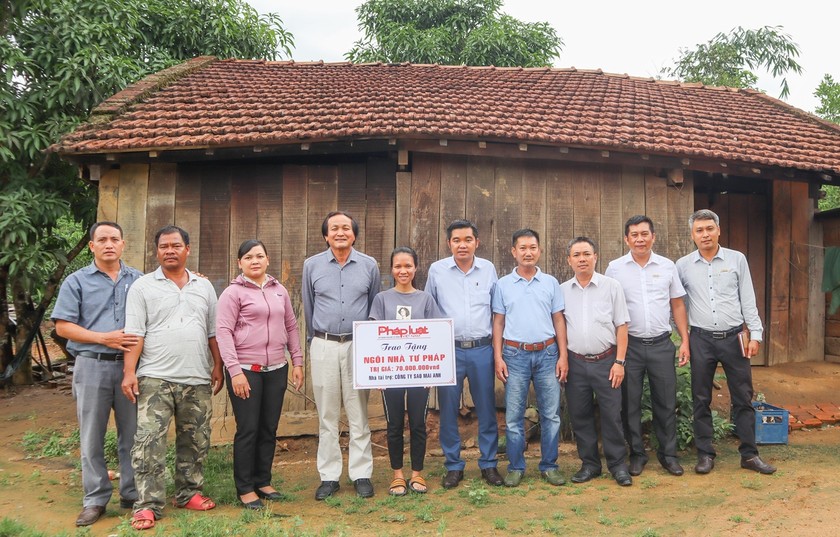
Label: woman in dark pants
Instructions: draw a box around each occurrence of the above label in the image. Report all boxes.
[216,240,304,509]
[369,247,441,495]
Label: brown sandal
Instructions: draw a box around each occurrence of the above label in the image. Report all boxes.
[408,475,427,494]
[389,477,407,496]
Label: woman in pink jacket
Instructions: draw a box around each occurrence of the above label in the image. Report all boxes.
[216,240,304,510]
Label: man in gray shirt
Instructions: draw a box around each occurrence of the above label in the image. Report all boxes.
[303,211,380,500]
[121,225,224,530]
[52,221,142,527]
[676,209,775,475]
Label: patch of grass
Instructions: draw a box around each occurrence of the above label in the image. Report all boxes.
[741,477,764,490]
[640,478,658,489]
[551,511,565,521]
[0,517,75,537]
[730,514,748,523]
[464,487,490,507]
[380,513,406,523]
[21,429,79,459]
[541,519,563,535]
[570,504,585,516]
[493,517,507,530]
[415,505,436,523]
[637,529,661,537]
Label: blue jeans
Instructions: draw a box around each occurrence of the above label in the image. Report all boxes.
[438,345,499,470]
[503,343,561,472]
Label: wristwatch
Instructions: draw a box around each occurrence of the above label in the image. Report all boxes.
[614,359,626,366]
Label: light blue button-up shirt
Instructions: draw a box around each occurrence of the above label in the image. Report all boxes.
[492,267,564,343]
[425,256,497,340]
[675,246,763,341]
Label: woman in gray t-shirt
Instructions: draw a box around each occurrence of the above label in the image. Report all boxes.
[369,247,441,496]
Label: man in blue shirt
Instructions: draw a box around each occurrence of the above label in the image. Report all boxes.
[492,229,568,487]
[426,220,502,488]
[52,221,143,526]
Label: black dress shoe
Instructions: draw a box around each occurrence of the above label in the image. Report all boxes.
[659,458,684,476]
[119,497,136,509]
[241,498,264,510]
[442,470,464,489]
[628,457,647,476]
[315,480,340,500]
[571,467,601,483]
[741,456,776,475]
[695,455,714,474]
[256,489,284,501]
[613,470,633,486]
[354,478,375,498]
[481,467,504,486]
[75,505,106,526]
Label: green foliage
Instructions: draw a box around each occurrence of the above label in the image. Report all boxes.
[346,0,562,67]
[815,74,840,124]
[21,428,80,458]
[640,361,732,451]
[1,0,293,381]
[662,26,802,99]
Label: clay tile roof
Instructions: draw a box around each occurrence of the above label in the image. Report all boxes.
[54,57,840,174]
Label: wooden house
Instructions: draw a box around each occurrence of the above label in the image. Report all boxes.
[53,57,840,409]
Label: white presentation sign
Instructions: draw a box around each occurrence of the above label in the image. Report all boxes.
[352,318,456,389]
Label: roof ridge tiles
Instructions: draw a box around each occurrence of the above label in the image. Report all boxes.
[751,90,840,135]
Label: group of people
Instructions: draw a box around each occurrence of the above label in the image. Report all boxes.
[52,208,776,531]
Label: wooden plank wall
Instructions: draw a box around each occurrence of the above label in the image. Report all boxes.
[102,158,395,412]
[408,154,695,281]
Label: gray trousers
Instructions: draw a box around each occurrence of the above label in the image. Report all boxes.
[622,337,679,463]
[73,356,137,508]
[566,354,628,474]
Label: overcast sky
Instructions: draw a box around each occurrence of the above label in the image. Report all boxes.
[250,1,836,114]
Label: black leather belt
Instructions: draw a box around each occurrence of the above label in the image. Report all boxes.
[77,352,124,361]
[628,332,672,345]
[313,330,353,343]
[569,346,616,363]
[455,337,491,349]
[690,326,742,340]
[504,338,556,352]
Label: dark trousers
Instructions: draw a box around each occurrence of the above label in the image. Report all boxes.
[689,330,758,459]
[226,367,288,495]
[566,354,628,474]
[381,387,429,471]
[622,337,679,463]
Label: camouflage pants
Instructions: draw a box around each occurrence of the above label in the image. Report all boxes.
[131,377,212,516]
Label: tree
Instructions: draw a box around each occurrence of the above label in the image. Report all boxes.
[346,0,562,67]
[662,26,802,99]
[0,0,293,384]
[815,74,840,125]
[815,74,840,210]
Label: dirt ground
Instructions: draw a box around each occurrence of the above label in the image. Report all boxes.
[1,361,839,536]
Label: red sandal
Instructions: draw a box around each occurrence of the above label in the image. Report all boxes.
[130,509,156,530]
[179,493,216,511]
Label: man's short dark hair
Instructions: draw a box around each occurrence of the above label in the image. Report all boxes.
[567,236,597,255]
[624,215,655,236]
[512,228,539,246]
[155,225,190,247]
[321,211,360,239]
[446,219,479,240]
[89,221,123,240]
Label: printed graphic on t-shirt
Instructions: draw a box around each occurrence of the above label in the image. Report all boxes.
[396,305,411,320]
